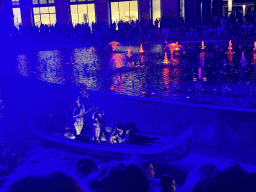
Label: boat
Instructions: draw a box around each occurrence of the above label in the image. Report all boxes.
[27,115,193,161]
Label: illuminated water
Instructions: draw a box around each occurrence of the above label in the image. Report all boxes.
[15,42,256,110]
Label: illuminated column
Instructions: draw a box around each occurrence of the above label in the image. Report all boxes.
[228,0,232,16]
[138,0,150,21]
[20,0,33,26]
[95,0,109,23]
[242,5,246,16]
[55,0,71,25]
[162,0,179,18]
[180,0,185,19]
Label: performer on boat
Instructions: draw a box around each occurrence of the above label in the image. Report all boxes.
[72,96,91,136]
[92,106,109,143]
[109,122,131,144]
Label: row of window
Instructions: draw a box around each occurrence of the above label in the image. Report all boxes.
[12,0,161,28]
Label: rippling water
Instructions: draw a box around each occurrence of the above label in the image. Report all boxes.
[15,42,256,110]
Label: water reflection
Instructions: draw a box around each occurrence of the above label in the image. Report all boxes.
[15,43,256,109]
[36,50,64,84]
[16,54,30,77]
[110,54,127,68]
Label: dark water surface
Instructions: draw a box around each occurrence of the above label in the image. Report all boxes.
[15,42,256,110]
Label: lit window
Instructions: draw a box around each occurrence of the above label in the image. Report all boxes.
[111,1,138,23]
[33,6,56,26]
[33,0,54,5]
[152,0,161,22]
[13,8,22,28]
[39,0,47,4]
[32,0,38,4]
[70,4,95,26]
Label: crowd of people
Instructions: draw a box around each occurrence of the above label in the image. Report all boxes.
[9,10,256,51]
[0,145,255,192]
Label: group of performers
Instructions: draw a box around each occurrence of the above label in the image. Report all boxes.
[71,85,132,144]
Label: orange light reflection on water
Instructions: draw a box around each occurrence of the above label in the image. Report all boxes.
[253,53,256,65]
[163,67,171,90]
[111,53,127,68]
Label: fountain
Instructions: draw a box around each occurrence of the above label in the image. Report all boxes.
[227,40,234,65]
[108,41,121,51]
[253,53,256,65]
[164,42,185,58]
[163,52,170,64]
[139,44,144,53]
[228,40,233,52]
[199,52,205,68]
[128,47,133,58]
[165,42,183,53]
[89,46,96,52]
[110,53,127,68]
[201,41,206,50]
[253,42,256,52]
[198,68,202,80]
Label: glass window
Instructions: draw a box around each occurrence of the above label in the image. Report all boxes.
[119,1,129,22]
[78,14,85,23]
[111,2,119,23]
[40,7,49,14]
[41,14,50,24]
[78,4,86,15]
[12,8,22,28]
[49,6,55,13]
[72,14,79,25]
[48,0,54,3]
[70,4,95,26]
[34,15,41,26]
[50,14,56,25]
[33,6,56,26]
[87,4,95,24]
[32,0,38,5]
[180,0,185,18]
[39,0,47,4]
[152,0,160,22]
[130,1,138,21]
[33,7,40,14]
[111,1,138,23]
[70,5,78,14]
[72,14,79,24]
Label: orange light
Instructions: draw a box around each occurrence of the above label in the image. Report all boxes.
[139,44,144,53]
[163,52,170,64]
[128,47,133,58]
[201,41,206,50]
[108,41,121,51]
[228,40,232,51]
[110,86,114,91]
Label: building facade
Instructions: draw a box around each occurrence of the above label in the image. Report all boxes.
[1,0,256,28]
